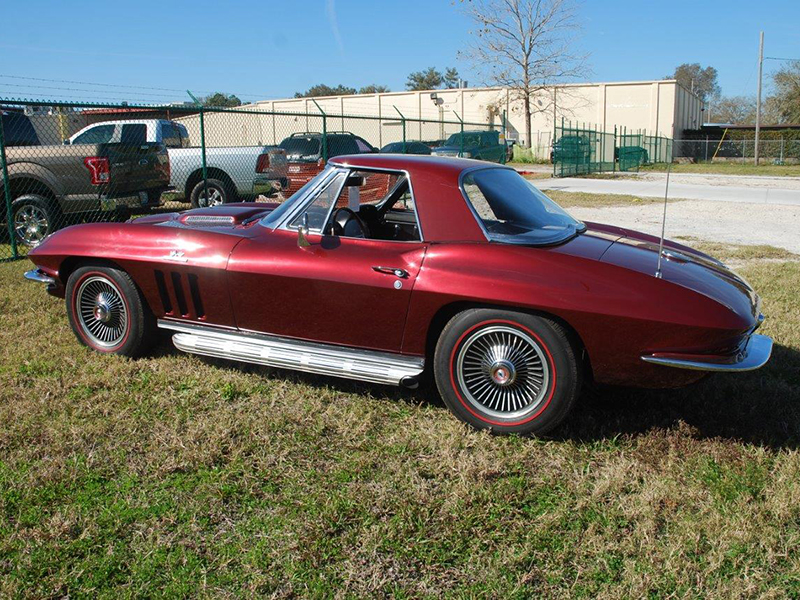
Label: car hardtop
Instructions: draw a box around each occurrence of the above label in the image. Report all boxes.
[283,131,374,149]
[327,153,513,178]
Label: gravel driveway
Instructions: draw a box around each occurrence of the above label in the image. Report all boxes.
[570,199,800,254]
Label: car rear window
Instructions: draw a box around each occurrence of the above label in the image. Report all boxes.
[280,137,322,159]
[121,123,147,145]
[461,168,583,246]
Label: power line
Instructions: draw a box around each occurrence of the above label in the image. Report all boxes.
[0,74,281,102]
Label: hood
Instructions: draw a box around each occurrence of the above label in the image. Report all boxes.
[594,223,759,323]
[135,202,279,233]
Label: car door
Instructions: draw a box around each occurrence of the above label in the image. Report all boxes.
[226,168,428,353]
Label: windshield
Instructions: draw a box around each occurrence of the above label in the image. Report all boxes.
[461,168,584,246]
[279,137,321,160]
[445,133,481,147]
[261,166,335,228]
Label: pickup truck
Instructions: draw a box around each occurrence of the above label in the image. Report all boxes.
[2,110,170,246]
[431,130,506,163]
[68,119,289,207]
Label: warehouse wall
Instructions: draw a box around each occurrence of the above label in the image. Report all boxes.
[174,80,702,150]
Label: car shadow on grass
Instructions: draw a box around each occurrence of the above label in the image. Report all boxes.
[557,342,800,449]
[152,336,799,449]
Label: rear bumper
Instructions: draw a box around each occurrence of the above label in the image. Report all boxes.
[641,333,773,372]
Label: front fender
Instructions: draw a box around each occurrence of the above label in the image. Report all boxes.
[27,221,244,327]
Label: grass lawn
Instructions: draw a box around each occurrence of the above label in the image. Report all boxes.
[640,163,800,177]
[544,189,670,209]
[2,244,800,597]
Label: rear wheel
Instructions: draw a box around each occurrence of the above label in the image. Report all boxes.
[12,194,61,247]
[190,178,235,208]
[434,309,581,436]
[66,265,155,357]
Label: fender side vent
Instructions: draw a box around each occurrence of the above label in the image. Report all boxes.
[170,271,189,317]
[187,274,205,319]
[154,270,173,315]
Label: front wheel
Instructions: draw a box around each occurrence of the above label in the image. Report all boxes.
[12,194,61,247]
[190,178,235,208]
[65,265,155,357]
[434,309,582,436]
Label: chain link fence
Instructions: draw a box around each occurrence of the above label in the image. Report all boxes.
[0,99,505,260]
[552,118,673,177]
[673,138,800,163]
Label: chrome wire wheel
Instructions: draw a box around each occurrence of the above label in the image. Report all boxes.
[198,186,224,207]
[14,204,49,246]
[455,325,550,420]
[76,276,129,348]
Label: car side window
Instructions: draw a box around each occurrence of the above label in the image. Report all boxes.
[160,122,181,148]
[73,124,115,145]
[328,136,358,157]
[355,138,372,153]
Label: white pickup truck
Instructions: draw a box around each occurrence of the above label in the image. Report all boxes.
[67,119,288,207]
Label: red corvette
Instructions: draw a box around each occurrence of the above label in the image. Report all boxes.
[24,155,772,435]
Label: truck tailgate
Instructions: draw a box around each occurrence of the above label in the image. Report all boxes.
[102,142,170,198]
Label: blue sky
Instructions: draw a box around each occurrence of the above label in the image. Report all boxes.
[1,0,797,105]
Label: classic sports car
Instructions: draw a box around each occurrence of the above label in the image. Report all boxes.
[24,155,772,435]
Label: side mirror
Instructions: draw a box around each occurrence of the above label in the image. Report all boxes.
[298,213,311,248]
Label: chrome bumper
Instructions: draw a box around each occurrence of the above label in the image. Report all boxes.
[24,269,56,286]
[641,333,773,372]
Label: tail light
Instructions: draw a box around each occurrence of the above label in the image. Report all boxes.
[84,157,110,185]
[256,153,271,173]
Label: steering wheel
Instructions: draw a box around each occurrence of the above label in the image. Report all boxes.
[331,207,370,239]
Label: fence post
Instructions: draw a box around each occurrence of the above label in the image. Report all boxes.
[613,125,617,174]
[501,109,507,164]
[453,111,464,157]
[705,135,709,162]
[393,106,406,153]
[0,114,17,258]
[312,99,328,161]
[780,137,785,163]
[187,91,209,204]
[199,107,209,201]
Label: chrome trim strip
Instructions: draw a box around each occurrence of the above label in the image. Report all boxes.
[641,334,773,372]
[24,269,56,285]
[157,319,425,386]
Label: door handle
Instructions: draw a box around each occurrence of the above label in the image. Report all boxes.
[372,266,408,278]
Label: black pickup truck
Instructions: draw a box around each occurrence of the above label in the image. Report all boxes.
[1,110,170,246]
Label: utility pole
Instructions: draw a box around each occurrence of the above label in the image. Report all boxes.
[755,31,764,165]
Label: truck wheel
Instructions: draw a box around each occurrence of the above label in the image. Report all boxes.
[190,178,234,208]
[12,194,61,247]
[66,264,155,357]
[434,309,582,436]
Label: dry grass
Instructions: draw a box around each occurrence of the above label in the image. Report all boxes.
[1,251,800,597]
[676,237,800,267]
[640,163,800,177]
[544,190,673,209]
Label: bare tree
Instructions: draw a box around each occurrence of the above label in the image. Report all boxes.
[460,0,587,147]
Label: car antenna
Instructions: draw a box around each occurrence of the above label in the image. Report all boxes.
[654,160,672,279]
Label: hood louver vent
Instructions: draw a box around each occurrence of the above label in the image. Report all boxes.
[181,215,236,226]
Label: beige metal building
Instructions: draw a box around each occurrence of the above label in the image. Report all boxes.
[175,80,702,156]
